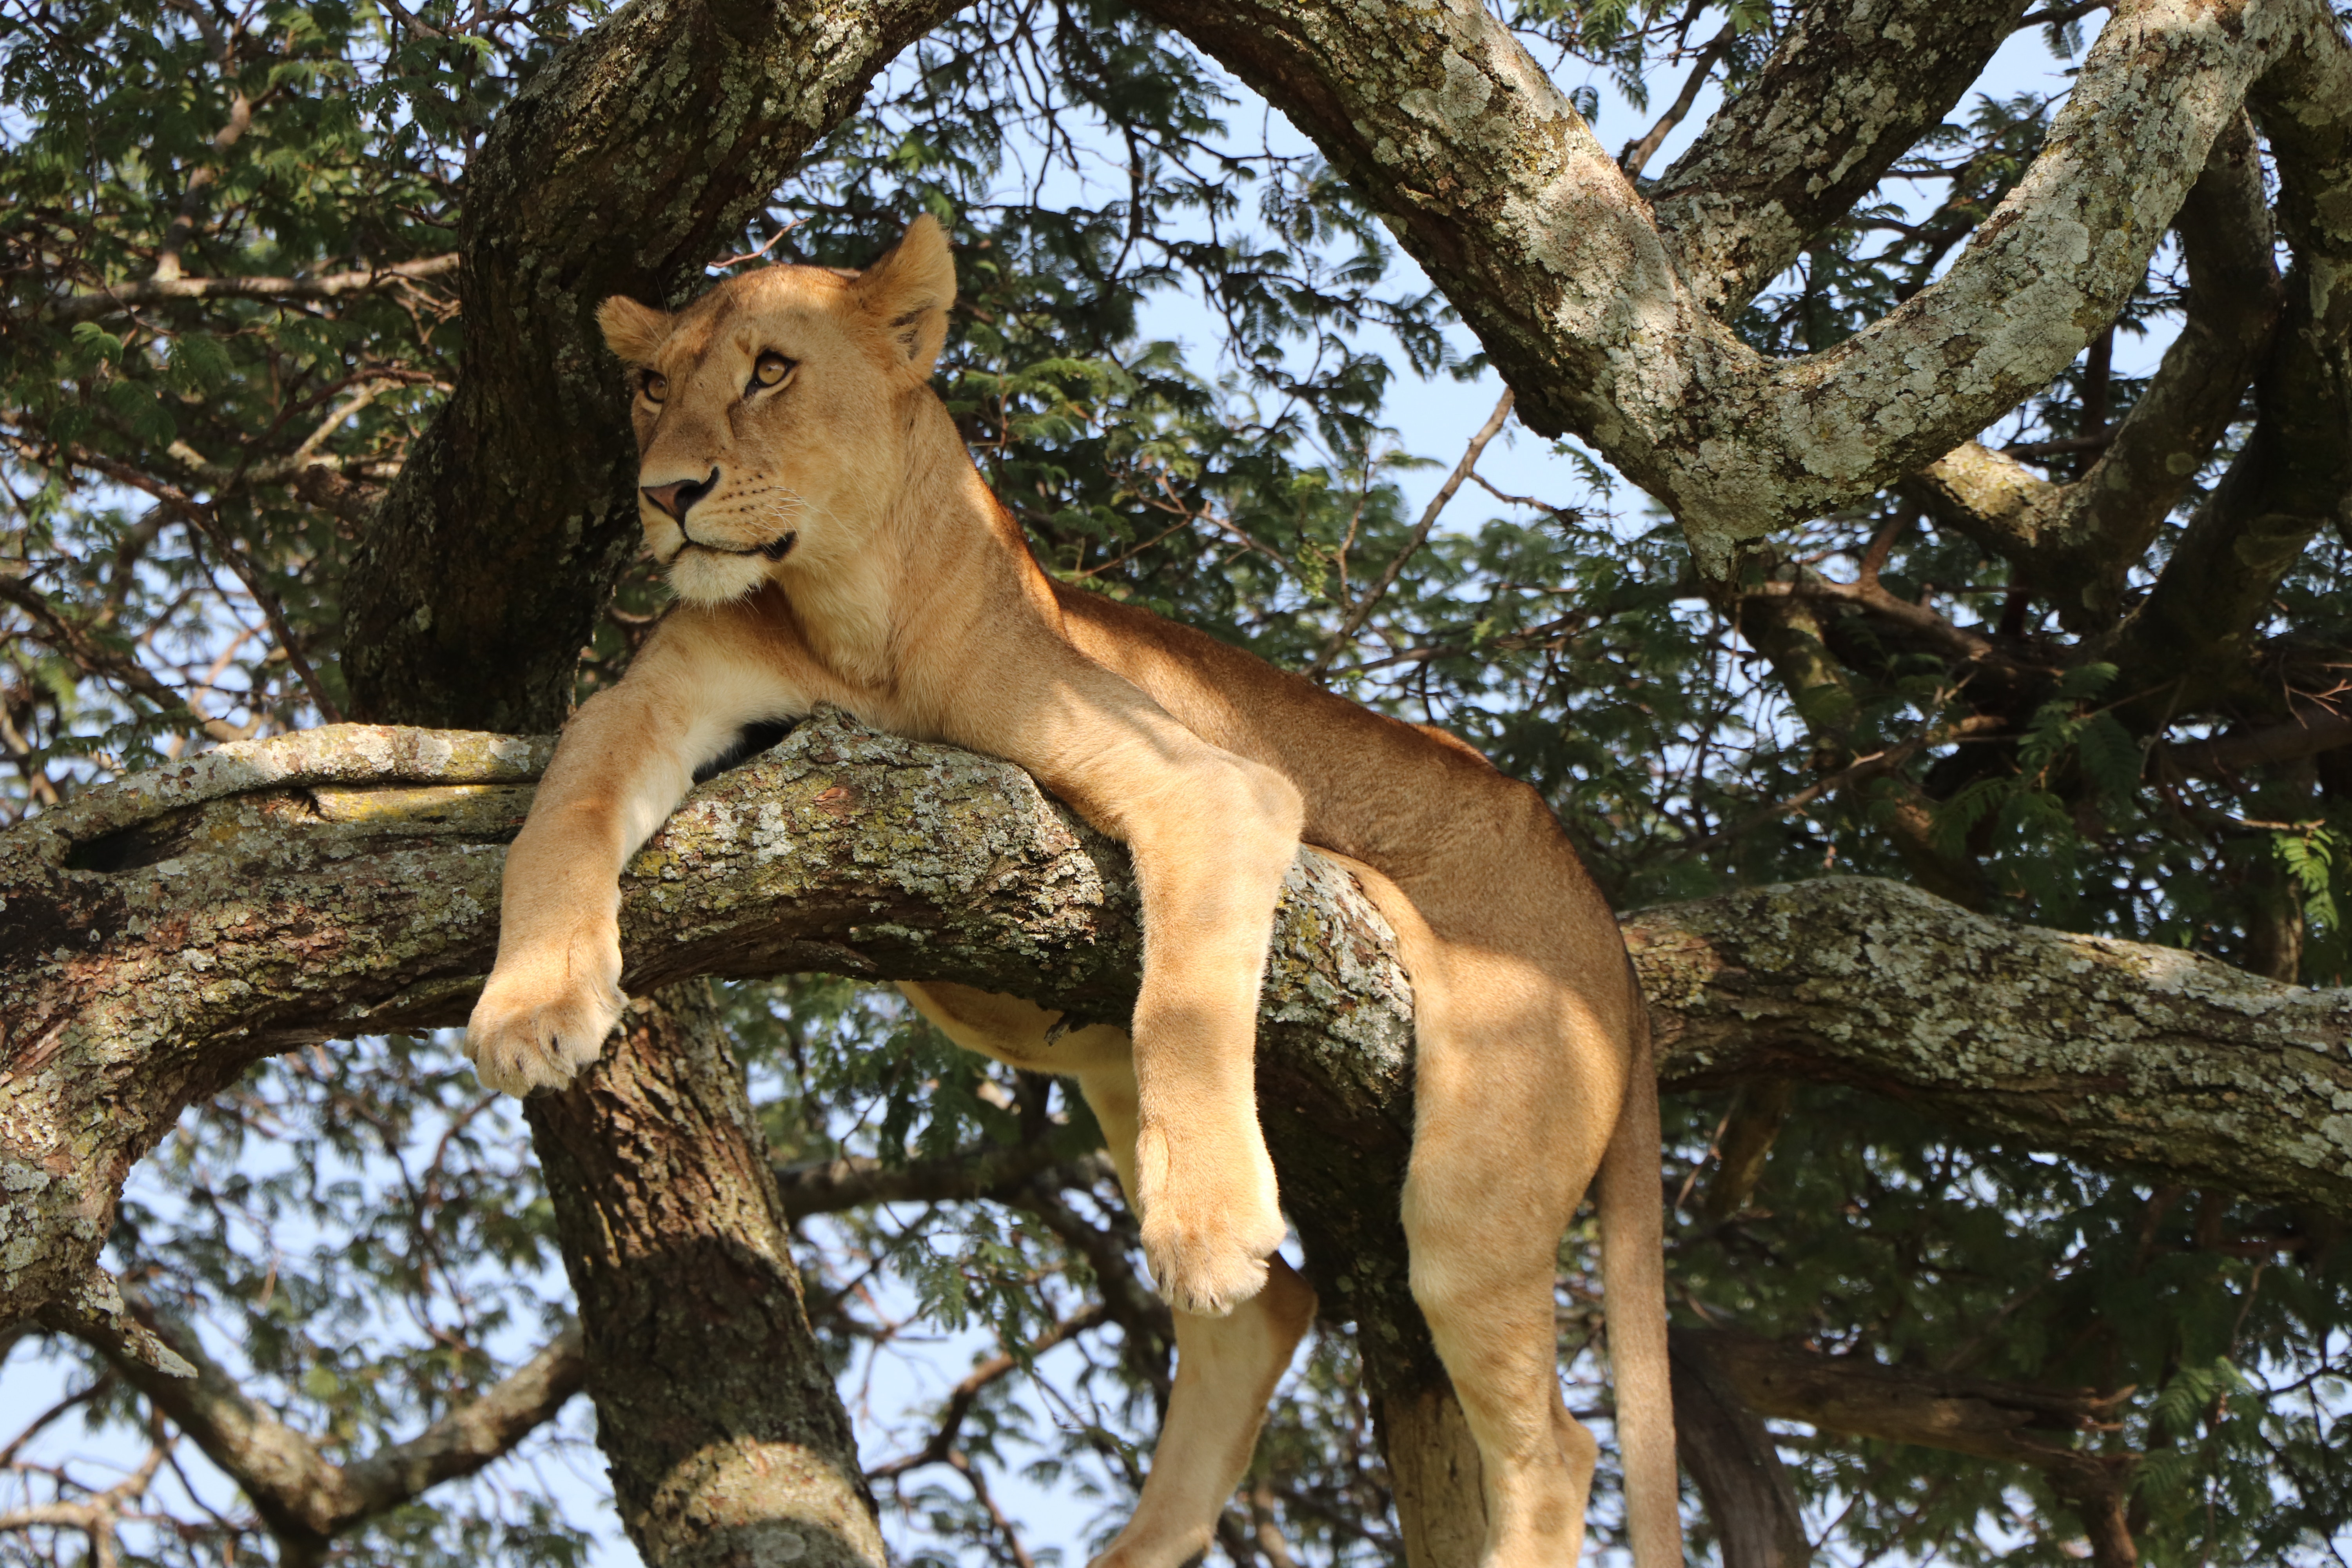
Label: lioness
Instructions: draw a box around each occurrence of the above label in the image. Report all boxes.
[466,215,1679,1568]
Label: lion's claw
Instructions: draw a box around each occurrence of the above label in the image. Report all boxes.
[1135,1126,1289,1317]
[1142,1223,1276,1317]
[465,934,626,1098]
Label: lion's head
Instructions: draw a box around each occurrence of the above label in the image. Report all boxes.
[595,216,957,606]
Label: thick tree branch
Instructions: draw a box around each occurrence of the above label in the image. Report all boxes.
[339,1327,586,1525]
[290,463,387,530]
[9,714,2352,1347]
[1904,113,2283,633]
[1137,0,2321,566]
[2041,114,2280,622]
[1902,441,2059,568]
[1688,1327,2125,1469]
[2097,24,2352,717]
[1646,0,2026,314]
[2170,706,2352,777]
[1688,1326,2145,1564]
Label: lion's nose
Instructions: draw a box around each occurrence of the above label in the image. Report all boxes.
[641,467,720,522]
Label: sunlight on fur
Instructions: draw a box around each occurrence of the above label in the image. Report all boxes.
[468,214,1682,1568]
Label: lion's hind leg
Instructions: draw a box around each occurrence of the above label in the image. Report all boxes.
[895,983,1318,1568]
[1316,856,1627,1568]
[1401,951,1619,1568]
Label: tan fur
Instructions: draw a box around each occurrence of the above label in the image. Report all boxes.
[466,214,1681,1568]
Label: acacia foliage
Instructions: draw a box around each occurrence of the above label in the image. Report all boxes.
[2,0,2350,1564]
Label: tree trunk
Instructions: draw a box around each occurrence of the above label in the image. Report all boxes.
[524,982,886,1568]
[1668,1330,1809,1568]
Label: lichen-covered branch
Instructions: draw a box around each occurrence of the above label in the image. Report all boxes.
[1627,879,2352,1212]
[7,715,2352,1345]
[1646,0,2026,315]
[2094,22,2352,714]
[1134,0,2327,567]
[1904,114,2284,634]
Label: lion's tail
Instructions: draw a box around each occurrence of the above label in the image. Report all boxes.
[1597,981,1682,1568]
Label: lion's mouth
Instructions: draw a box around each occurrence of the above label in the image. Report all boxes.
[677,530,797,563]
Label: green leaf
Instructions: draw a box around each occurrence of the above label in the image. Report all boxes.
[1929,775,2009,857]
[2076,710,2144,801]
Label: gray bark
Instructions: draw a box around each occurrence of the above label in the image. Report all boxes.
[1646,0,2027,316]
[524,983,889,1568]
[1130,0,2337,569]
[9,711,2350,1341]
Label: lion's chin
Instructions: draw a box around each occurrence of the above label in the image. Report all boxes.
[665,549,771,606]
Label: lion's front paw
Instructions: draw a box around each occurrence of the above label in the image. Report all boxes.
[465,934,626,1098]
[1135,1129,1288,1317]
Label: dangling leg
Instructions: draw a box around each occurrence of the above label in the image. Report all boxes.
[1409,952,1627,1564]
[1071,1058,1317,1568]
[898,984,1318,1568]
[1319,860,1629,1568]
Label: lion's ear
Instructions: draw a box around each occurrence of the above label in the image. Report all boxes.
[597,296,671,365]
[854,214,956,376]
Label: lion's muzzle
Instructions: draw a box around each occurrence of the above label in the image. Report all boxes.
[642,466,719,521]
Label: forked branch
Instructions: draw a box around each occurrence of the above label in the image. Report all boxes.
[64,1296,582,1567]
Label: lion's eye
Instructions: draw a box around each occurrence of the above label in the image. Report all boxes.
[751,352,796,391]
[639,371,668,404]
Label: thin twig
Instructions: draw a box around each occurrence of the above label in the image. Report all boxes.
[1670,711,2008,858]
[0,1440,168,1568]
[710,219,804,272]
[1619,26,1735,180]
[53,255,458,327]
[61,452,344,722]
[1072,514,1195,579]
[0,1377,112,1469]
[0,575,240,740]
[946,1450,1036,1568]
[867,1303,1111,1480]
[1305,389,1514,681]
